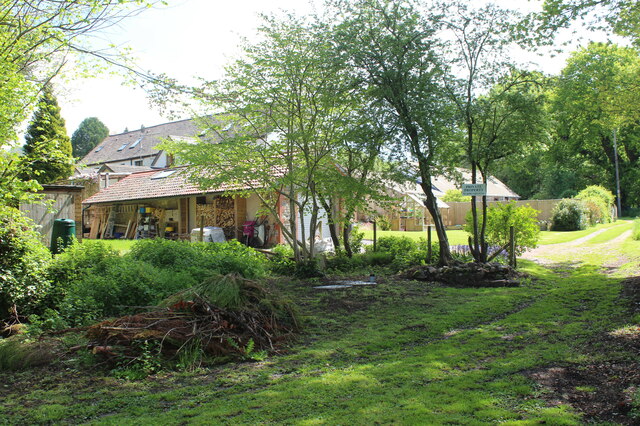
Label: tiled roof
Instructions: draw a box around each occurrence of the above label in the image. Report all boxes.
[99,164,154,174]
[82,167,283,205]
[79,117,221,166]
[431,168,520,199]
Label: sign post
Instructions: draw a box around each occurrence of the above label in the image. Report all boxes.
[461,184,487,197]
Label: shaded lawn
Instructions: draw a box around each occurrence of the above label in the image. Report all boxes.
[1,240,637,423]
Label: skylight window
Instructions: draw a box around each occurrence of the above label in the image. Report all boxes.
[150,170,176,180]
[117,142,128,151]
[94,145,104,153]
[222,123,233,131]
[129,137,142,149]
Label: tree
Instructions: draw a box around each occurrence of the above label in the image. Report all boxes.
[552,42,640,208]
[72,117,109,158]
[165,14,386,262]
[0,1,159,204]
[539,0,640,45]
[332,0,457,265]
[22,86,74,184]
[441,2,548,263]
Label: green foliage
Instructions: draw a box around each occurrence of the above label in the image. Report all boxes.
[0,206,52,318]
[21,86,74,184]
[365,236,438,269]
[576,185,615,224]
[551,199,589,231]
[71,117,109,158]
[633,219,640,241]
[47,239,269,325]
[465,202,541,256]
[376,215,392,231]
[348,226,364,255]
[0,337,56,371]
[128,239,268,280]
[441,189,471,202]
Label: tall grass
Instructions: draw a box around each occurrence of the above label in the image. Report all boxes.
[633,219,640,241]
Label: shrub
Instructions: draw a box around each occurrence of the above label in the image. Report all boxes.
[551,199,589,231]
[576,185,615,207]
[576,185,615,224]
[365,236,437,269]
[441,189,471,202]
[0,206,52,318]
[633,220,640,241]
[128,239,268,280]
[464,202,540,256]
[269,244,295,276]
[580,197,609,225]
[348,225,364,254]
[376,215,392,231]
[46,240,120,308]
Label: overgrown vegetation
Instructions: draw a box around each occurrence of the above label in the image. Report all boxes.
[551,198,590,231]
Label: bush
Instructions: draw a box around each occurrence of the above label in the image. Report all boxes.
[376,215,392,231]
[365,236,438,269]
[441,189,471,202]
[464,202,540,256]
[128,239,268,280]
[348,225,364,254]
[0,206,52,318]
[633,220,640,241]
[580,196,609,225]
[47,240,120,308]
[550,199,589,231]
[576,185,615,224]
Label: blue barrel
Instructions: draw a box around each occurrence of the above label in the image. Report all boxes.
[51,219,76,254]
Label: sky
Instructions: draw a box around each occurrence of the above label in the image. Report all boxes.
[55,0,606,137]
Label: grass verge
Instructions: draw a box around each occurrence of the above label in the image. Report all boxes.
[1,238,637,423]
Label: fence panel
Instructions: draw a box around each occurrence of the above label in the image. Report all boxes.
[442,199,562,227]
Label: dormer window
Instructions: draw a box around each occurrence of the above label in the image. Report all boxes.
[117,143,128,151]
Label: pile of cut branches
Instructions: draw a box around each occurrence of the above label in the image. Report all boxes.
[87,274,299,364]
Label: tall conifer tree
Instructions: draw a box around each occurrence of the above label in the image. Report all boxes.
[22,86,74,184]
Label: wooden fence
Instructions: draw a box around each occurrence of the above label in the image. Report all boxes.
[19,185,84,244]
[442,199,562,227]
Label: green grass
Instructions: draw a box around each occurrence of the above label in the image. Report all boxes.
[538,220,628,245]
[586,220,633,244]
[1,233,637,423]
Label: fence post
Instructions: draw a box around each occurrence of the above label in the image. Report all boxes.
[373,220,377,252]
[427,225,432,264]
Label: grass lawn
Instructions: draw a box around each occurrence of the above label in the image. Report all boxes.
[1,230,638,423]
[537,220,629,245]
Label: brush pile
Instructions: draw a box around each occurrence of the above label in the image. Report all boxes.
[86,274,299,363]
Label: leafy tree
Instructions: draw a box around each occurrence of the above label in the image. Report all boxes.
[165,14,387,262]
[21,86,74,184]
[552,42,640,208]
[539,0,640,46]
[441,189,470,203]
[464,202,540,257]
[442,2,548,262]
[332,0,457,265]
[0,1,159,204]
[71,117,109,159]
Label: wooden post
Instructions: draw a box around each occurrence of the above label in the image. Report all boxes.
[199,215,205,242]
[373,220,377,252]
[427,225,432,264]
[509,225,515,268]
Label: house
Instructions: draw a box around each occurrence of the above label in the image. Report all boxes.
[81,166,293,245]
[431,168,520,202]
[364,169,519,230]
[78,118,208,170]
